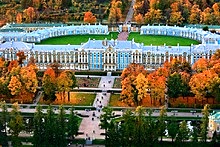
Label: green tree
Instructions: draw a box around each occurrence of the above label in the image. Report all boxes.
[100,107,113,140]
[176,120,190,143]
[120,110,135,146]
[167,117,178,143]
[191,125,199,143]
[134,106,146,146]
[44,105,56,147]
[56,105,67,146]
[67,106,79,140]
[167,73,182,98]
[106,121,120,146]
[42,74,56,101]
[200,104,210,142]
[145,108,159,146]
[33,105,45,147]
[8,103,24,146]
[0,101,9,146]
[158,105,167,142]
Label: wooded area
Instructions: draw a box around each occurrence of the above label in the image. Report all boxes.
[1,0,220,26]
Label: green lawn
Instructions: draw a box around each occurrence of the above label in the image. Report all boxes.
[128,32,200,46]
[38,32,118,45]
[40,92,96,106]
[109,93,128,107]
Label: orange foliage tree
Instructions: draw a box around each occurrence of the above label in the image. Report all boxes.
[192,58,209,73]
[84,11,97,24]
[147,70,166,106]
[120,63,148,106]
[16,13,23,24]
[189,70,218,101]
[23,7,36,23]
[135,13,144,25]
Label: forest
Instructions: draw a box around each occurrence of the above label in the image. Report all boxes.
[1,0,220,26]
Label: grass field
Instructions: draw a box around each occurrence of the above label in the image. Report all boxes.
[38,32,118,45]
[128,32,200,46]
[40,92,96,105]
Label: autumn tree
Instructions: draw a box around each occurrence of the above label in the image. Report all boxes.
[42,67,56,101]
[84,11,97,24]
[20,65,38,94]
[108,0,122,24]
[134,73,149,105]
[189,70,218,101]
[120,63,148,106]
[16,13,23,24]
[147,70,166,106]
[212,3,220,24]
[16,51,27,67]
[133,0,149,15]
[188,4,201,24]
[57,70,76,101]
[200,7,215,25]
[8,76,22,96]
[8,60,19,72]
[23,7,36,23]
[33,0,41,9]
[192,58,209,73]
[144,8,162,24]
[135,13,144,25]
[169,2,184,25]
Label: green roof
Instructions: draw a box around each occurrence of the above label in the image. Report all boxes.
[0,28,25,32]
[9,23,67,28]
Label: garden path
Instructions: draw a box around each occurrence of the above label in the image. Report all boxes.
[76,74,115,141]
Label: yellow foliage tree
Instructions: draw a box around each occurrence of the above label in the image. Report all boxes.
[8,76,22,96]
[57,71,73,101]
[135,73,149,105]
[20,66,38,93]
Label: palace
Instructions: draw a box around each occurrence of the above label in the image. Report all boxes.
[0,23,220,71]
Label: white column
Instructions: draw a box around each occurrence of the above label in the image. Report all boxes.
[115,53,116,64]
[159,56,161,65]
[78,53,80,63]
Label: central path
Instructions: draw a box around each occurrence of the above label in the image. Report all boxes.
[76,73,115,141]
